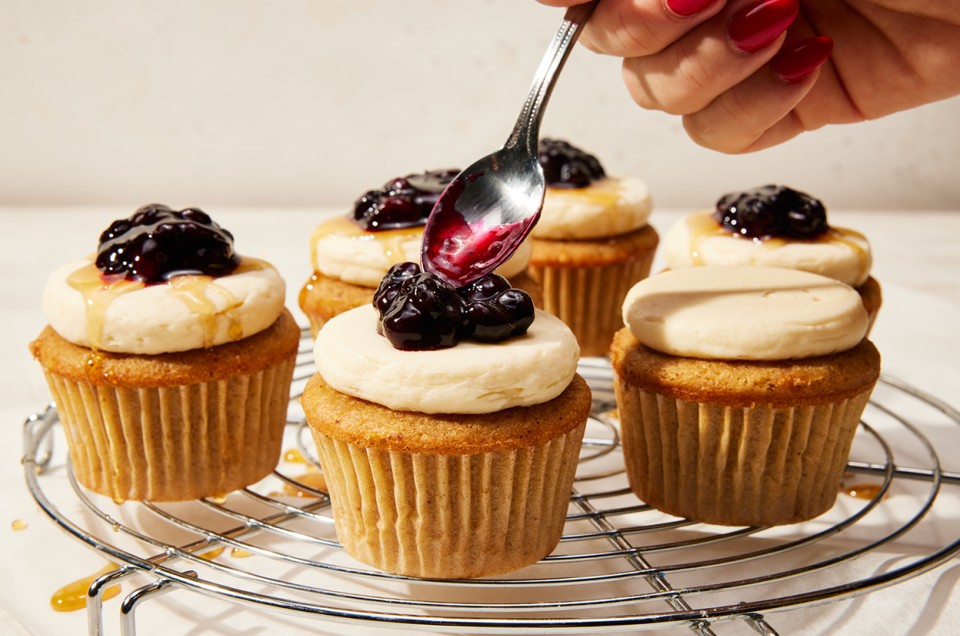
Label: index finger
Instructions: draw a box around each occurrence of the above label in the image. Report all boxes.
[546,0,728,58]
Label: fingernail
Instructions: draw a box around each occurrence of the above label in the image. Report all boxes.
[728,0,799,53]
[772,36,834,82]
[665,0,716,17]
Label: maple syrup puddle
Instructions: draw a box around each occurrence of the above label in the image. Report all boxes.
[283,448,309,464]
[283,472,328,498]
[50,565,121,612]
[841,473,886,500]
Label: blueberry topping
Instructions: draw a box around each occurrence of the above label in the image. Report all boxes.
[714,185,829,239]
[461,287,535,342]
[353,168,459,231]
[95,204,240,283]
[377,270,462,351]
[538,138,606,188]
[373,261,422,317]
[373,263,535,350]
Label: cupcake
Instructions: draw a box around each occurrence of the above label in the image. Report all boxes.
[527,138,658,357]
[299,169,541,336]
[29,204,300,502]
[301,263,590,578]
[611,265,880,526]
[661,184,881,332]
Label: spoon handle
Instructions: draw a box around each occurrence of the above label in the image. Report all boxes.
[507,1,598,155]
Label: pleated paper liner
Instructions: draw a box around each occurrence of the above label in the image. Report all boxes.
[614,383,875,527]
[41,354,296,502]
[311,424,585,579]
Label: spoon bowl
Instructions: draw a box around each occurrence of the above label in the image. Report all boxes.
[422,2,597,287]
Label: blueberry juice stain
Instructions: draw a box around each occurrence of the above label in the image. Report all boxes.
[422,175,536,288]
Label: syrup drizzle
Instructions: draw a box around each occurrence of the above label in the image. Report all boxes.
[67,257,267,351]
[684,212,871,281]
[310,216,423,271]
[67,264,144,349]
[547,178,621,207]
[50,564,121,612]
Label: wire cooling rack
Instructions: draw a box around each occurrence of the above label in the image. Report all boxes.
[21,330,960,635]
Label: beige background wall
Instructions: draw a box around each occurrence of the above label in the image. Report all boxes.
[4,0,959,211]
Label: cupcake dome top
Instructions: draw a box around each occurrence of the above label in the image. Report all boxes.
[622,265,868,361]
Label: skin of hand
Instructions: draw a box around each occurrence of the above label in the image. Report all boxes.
[537,0,960,153]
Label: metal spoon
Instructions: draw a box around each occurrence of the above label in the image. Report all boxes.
[421,1,597,287]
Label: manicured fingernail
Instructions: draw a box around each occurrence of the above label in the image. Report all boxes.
[772,36,834,82]
[727,0,799,53]
[665,0,716,17]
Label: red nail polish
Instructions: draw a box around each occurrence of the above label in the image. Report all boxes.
[772,36,833,82]
[728,0,799,53]
[665,0,715,17]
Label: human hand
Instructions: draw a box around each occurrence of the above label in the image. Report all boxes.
[538,0,960,153]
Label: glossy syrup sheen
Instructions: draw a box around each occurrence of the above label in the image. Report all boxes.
[67,257,268,351]
[309,216,423,270]
[50,564,121,612]
[683,211,871,282]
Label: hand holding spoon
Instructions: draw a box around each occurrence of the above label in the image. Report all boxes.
[421,2,597,287]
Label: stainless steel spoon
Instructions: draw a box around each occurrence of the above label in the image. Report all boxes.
[421,1,597,287]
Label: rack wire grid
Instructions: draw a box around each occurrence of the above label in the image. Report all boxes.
[21,329,960,635]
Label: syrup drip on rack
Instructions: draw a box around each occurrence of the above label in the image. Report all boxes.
[11,518,27,531]
[283,472,328,497]
[199,547,225,560]
[283,448,309,464]
[50,564,120,612]
[844,482,885,500]
[842,473,886,500]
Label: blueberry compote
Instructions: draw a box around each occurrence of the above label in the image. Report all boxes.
[353,169,459,231]
[714,185,829,240]
[95,204,240,283]
[373,262,534,351]
[538,138,606,188]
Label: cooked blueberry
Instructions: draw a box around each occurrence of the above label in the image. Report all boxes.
[458,273,512,303]
[714,185,829,239]
[461,286,534,342]
[374,261,423,316]
[95,204,239,283]
[378,272,462,351]
[373,264,535,350]
[461,301,514,342]
[496,289,535,336]
[538,138,606,188]
[352,168,459,231]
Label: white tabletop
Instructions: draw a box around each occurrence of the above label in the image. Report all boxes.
[2,206,959,635]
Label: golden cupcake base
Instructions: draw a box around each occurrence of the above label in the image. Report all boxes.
[301,373,591,579]
[30,311,300,502]
[529,225,658,357]
[611,329,881,527]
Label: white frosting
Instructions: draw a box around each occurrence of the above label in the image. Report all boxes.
[662,211,872,286]
[622,266,869,360]
[530,176,652,240]
[42,257,286,354]
[314,306,579,414]
[311,217,531,287]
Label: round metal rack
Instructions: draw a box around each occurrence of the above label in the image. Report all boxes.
[21,330,960,635]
